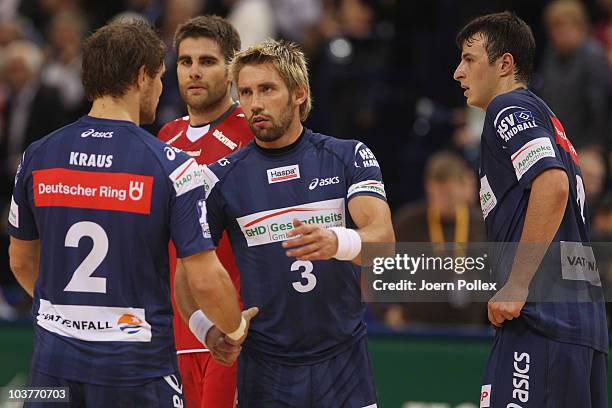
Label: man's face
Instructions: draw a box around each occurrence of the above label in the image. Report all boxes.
[139,63,165,124]
[453,35,499,110]
[237,63,297,143]
[177,37,230,113]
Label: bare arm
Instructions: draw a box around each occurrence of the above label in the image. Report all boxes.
[283,195,395,264]
[488,168,569,326]
[173,259,199,323]
[9,237,40,297]
[179,249,242,335]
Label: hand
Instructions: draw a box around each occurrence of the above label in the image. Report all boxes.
[205,326,241,367]
[487,282,528,327]
[282,219,338,261]
[225,307,259,347]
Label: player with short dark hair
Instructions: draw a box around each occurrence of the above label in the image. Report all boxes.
[158,15,253,408]
[7,19,251,407]
[174,39,395,408]
[454,11,608,407]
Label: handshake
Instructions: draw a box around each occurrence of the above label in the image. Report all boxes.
[192,307,259,366]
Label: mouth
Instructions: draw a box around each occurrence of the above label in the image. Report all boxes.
[187,84,207,92]
[251,115,270,127]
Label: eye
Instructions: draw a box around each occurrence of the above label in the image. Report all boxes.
[240,89,252,96]
[179,59,191,67]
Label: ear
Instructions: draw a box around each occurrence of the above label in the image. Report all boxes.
[292,85,308,107]
[498,53,515,78]
[136,65,147,89]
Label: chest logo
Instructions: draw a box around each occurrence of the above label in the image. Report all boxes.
[267,165,300,184]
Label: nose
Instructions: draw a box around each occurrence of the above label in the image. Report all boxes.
[250,91,264,113]
[453,62,464,82]
[188,62,202,80]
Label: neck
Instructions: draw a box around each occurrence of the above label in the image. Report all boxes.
[187,93,234,126]
[89,94,140,125]
[484,77,527,110]
[255,116,303,149]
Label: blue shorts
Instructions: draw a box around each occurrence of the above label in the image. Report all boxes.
[25,370,184,408]
[480,317,608,408]
[237,336,377,408]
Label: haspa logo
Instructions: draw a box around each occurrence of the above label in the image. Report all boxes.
[267,165,300,184]
[117,314,144,334]
[81,129,113,138]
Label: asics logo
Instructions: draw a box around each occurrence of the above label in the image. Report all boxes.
[81,129,113,138]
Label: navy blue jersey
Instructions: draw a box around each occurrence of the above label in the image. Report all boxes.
[7,115,214,385]
[201,129,386,364]
[479,89,608,352]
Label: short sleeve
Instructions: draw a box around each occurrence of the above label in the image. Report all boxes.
[490,100,565,188]
[346,142,387,201]
[168,157,216,258]
[7,151,39,240]
[201,165,225,246]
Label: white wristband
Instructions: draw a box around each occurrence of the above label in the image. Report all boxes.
[329,227,362,260]
[188,310,214,346]
[226,316,247,341]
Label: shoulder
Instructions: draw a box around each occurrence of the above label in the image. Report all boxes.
[207,141,255,179]
[487,90,538,125]
[158,116,189,142]
[305,130,370,166]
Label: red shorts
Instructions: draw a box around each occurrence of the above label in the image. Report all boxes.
[178,352,237,408]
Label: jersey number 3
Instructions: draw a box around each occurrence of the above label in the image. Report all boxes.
[63,221,109,293]
[291,260,316,293]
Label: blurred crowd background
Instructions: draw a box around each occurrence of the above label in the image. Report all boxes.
[0,0,611,331]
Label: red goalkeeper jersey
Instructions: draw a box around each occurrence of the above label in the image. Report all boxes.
[158,102,252,352]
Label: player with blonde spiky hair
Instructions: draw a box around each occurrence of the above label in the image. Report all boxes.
[175,39,395,407]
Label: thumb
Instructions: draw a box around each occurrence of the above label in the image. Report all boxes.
[242,306,259,321]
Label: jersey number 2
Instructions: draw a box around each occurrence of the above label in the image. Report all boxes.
[291,260,316,293]
[63,221,109,293]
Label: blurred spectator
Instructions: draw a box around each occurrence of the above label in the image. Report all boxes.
[0,40,67,203]
[394,150,484,247]
[227,0,276,49]
[271,0,321,43]
[579,147,607,218]
[124,0,164,24]
[41,11,88,118]
[379,151,486,328]
[537,0,611,149]
[308,0,392,151]
[593,0,612,66]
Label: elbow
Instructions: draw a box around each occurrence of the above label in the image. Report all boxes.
[9,256,28,278]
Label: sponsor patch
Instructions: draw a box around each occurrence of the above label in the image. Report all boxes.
[479,175,497,219]
[197,199,211,238]
[355,143,380,168]
[560,241,601,286]
[511,137,555,181]
[37,299,151,342]
[8,196,18,228]
[201,165,219,199]
[33,168,153,214]
[267,165,300,184]
[494,106,538,142]
[347,180,386,199]
[480,384,491,407]
[236,198,345,247]
[213,129,238,150]
[164,146,181,161]
[169,158,205,197]
[550,115,579,164]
